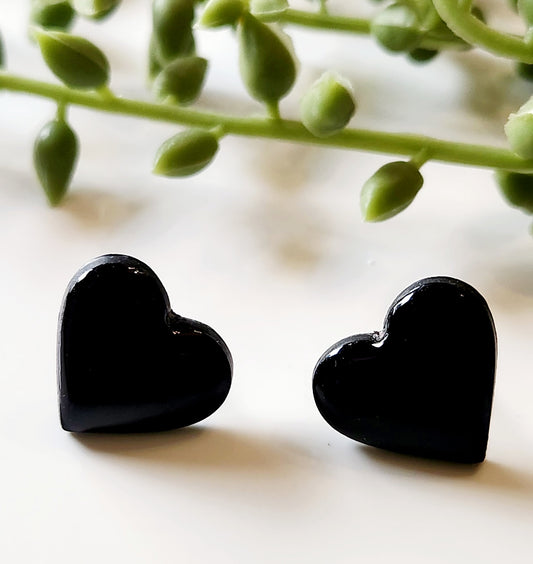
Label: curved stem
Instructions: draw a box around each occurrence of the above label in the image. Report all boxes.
[432,0,533,63]
[253,4,527,56]
[1,71,532,171]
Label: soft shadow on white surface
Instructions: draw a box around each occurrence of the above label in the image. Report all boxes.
[74,427,290,474]
[61,189,146,229]
[490,261,533,299]
[452,52,527,128]
[245,193,332,271]
[362,446,533,498]
[0,167,38,199]
[250,142,318,193]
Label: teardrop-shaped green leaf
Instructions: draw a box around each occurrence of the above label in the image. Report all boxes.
[361,161,424,222]
[237,12,296,105]
[199,0,247,28]
[495,170,533,213]
[505,98,533,159]
[300,72,356,137]
[371,3,421,52]
[153,129,219,177]
[35,29,110,89]
[152,0,196,64]
[153,56,208,105]
[408,47,439,64]
[33,118,79,206]
[70,0,121,19]
[30,1,76,31]
[250,0,288,17]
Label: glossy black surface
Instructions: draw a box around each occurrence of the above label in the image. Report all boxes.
[313,277,496,463]
[59,255,232,433]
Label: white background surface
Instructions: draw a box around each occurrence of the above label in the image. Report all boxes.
[2,1,533,562]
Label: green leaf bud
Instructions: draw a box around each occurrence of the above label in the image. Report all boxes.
[33,117,79,206]
[199,0,248,28]
[237,12,297,105]
[153,128,219,177]
[70,0,121,19]
[30,1,76,31]
[35,29,110,89]
[152,0,196,64]
[371,3,422,53]
[360,161,424,222]
[495,170,533,213]
[408,47,439,63]
[250,0,288,18]
[300,71,356,137]
[505,98,533,159]
[153,56,208,105]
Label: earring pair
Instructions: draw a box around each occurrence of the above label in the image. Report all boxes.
[58,255,496,465]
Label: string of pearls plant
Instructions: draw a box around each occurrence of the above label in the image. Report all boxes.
[2,0,533,223]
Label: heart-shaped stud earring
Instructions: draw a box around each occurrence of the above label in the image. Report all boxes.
[58,254,233,433]
[312,277,496,463]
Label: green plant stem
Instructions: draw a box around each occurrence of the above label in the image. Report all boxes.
[274,8,371,33]
[266,101,281,120]
[432,0,533,63]
[410,148,432,169]
[2,71,533,171]
[261,8,468,51]
[56,101,67,121]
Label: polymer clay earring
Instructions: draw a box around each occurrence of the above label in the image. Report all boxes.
[58,254,232,433]
[312,277,496,463]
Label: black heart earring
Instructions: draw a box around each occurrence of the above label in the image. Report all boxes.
[58,254,233,433]
[312,277,497,464]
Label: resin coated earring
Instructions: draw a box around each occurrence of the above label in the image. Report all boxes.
[312,277,496,464]
[58,254,233,433]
